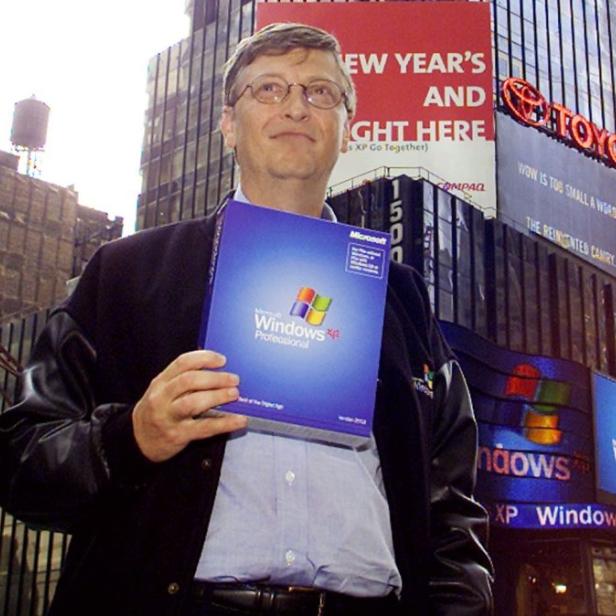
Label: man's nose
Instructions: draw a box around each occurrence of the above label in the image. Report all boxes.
[282,84,310,120]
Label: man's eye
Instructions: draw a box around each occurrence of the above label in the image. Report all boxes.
[309,83,336,98]
[259,81,284,94]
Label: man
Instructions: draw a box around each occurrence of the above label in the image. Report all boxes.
[0,23,493,616]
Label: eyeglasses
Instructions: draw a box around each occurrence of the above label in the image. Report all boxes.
[229,74,348,111]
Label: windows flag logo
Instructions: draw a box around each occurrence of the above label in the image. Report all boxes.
[290,287,332,326]
[504,363,571,446]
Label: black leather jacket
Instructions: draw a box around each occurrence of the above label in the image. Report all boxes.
[0,214,493,615]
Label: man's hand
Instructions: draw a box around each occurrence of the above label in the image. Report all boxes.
[132,350,246,462]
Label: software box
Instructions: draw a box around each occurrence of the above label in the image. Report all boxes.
[199,199,390,447]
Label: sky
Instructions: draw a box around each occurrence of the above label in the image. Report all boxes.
[1,1,190,235]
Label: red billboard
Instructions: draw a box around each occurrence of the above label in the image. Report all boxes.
[257,2,495,210]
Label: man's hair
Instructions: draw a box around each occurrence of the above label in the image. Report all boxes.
[223,22,356,117]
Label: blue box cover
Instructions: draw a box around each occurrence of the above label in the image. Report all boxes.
[199,200,390,446]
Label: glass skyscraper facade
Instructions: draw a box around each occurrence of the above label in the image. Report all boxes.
[494,0,616,132]
[137,0,252,230]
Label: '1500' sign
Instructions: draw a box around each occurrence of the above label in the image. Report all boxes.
[501,77,616,168]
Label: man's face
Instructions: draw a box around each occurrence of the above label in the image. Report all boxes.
[220,48,350,188]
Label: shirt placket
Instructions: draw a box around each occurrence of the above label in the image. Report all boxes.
[273,437,310,583]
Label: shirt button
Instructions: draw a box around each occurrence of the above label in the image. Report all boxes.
[200,458,212,471]
[285,550,296,565]
[167,582,180,595]
[285,470,296,485]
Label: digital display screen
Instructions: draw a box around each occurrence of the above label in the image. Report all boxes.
[440,320,593,505]
[593,372,616,506]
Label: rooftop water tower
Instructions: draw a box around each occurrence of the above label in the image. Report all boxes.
[10,95,50,177]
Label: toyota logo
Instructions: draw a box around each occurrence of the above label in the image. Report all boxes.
[501,77,550,126]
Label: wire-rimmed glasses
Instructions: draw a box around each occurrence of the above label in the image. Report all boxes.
[229,74,349,111]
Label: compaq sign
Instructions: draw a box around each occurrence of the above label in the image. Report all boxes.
[501,77,616,168]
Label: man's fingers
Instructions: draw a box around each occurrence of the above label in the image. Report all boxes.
[171,386,240,420]
[166,370,240,401]
[188,413,248,440]
[132,350,243,462]
[158,350,227,382]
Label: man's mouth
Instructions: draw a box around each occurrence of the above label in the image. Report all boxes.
[271,132,315,142]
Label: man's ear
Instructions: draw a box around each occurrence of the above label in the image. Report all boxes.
[340,117,351,153]
[220,106,237,150]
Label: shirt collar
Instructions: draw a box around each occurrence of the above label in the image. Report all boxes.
[233,185,337,222]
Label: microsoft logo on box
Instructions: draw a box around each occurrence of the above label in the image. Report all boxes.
[290,287,332,326]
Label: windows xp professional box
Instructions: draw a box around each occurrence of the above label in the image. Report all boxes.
[199,200,391,447]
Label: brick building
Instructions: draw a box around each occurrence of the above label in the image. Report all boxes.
[0,152,122,321]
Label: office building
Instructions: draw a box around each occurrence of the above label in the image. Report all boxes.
[0,153,123,322]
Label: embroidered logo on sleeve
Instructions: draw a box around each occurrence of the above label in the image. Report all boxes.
[412,364,434,399]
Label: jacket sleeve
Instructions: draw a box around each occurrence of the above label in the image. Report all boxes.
[0,260,155,533]
[387,264,493,614]
[428,357,494,615]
